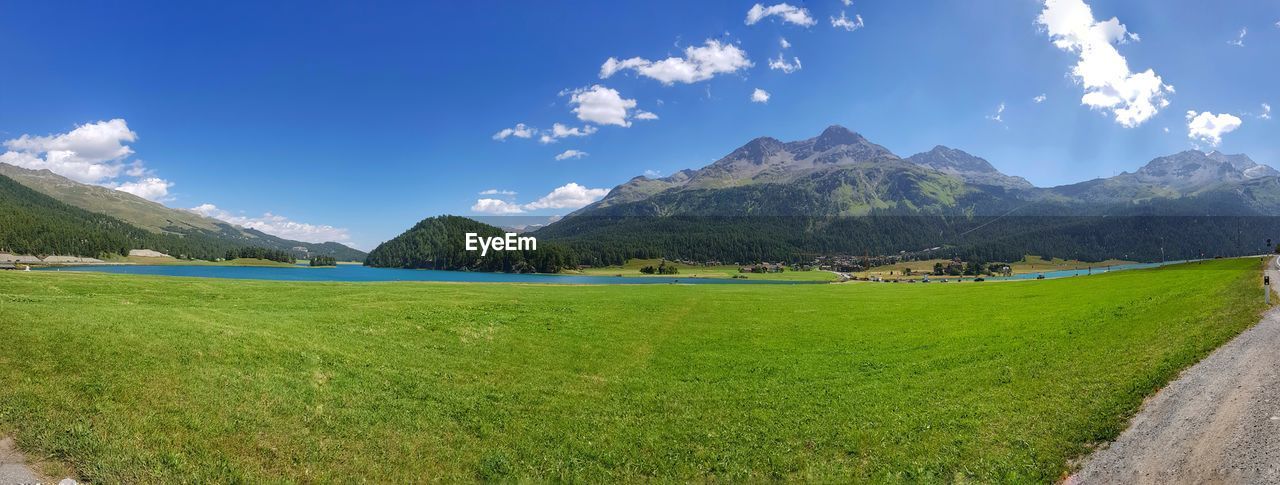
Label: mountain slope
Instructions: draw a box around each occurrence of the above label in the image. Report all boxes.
[0,173,255,258]
[906,146,1034,190]
[0,163,366,261]
[535,126,1280,265]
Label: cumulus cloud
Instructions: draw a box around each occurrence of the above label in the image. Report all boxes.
[523,183,609,210]
[745,3,815,26]
[554,149,589,160]
[986,102,1006,123]
[1228,27,1246,47]
[1261,103,1272,120]
[479,189,516,196]
[634,110,659,121]
[768,54,802,73]
[643,169,663,178]
[1034,94,1047,103]
[1,118,177,200]
[470,182,609,214]
[538,123,599,143]
[842,0,853,5]
[779,37,791,49]
[110,177,174,201]
[1,119,138,183]
[599,39,753,85]
[1036,0,1173,127]
[831,11,864,31]
[470,198,527,215]
[188,204,353,244]
[752,88,771,103]
[1186,111,1242,146]
[492,123,535,141]
[565,85,638,127]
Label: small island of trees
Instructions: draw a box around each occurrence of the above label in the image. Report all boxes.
[640,260,679,275]
[225,247,296,264]
[310,255,337,267]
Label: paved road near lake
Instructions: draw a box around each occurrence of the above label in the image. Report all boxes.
[1069,257,1280,484]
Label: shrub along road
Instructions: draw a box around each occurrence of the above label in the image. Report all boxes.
[1070,257,1280,484]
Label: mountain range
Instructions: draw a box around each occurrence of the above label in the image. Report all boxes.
[0,163,366,261]
[534,125,1280,264]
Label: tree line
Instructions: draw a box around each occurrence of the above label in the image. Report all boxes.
[365,215,576,273]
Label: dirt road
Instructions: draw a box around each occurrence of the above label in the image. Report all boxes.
[1069,258,1280,484]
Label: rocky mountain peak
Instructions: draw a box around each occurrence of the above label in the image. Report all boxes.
[813,125,867,151]
[1135,150,1278,188]
[905,146,1033,190]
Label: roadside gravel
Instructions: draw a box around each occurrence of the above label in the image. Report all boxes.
[1069,258,1280,484]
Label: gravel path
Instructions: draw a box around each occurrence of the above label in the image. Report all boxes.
[1069,258,1280,484]
[1,436,47,484]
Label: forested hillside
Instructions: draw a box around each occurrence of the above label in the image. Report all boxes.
[365,215,575,272]
[0,163,366,261]
[0,174,247,258]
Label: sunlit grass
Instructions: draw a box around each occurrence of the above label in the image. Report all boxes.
[0,258,1264,482]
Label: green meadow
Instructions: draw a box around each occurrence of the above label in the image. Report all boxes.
[574,258,840,281]
[0,258,1265,482]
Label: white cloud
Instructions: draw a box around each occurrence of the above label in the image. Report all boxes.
[779,37,791,49]
[479,189,516,196]
[842,0,853,5]
[188,204,353,244]
[1036,0,1174,127]
[554,149,589,160]
[643,169,662,178]
[1,119,137,183]
[1034,94,1047,103]
[831,11,864,31]
[470,198,527,214]
[538,123,599,144]
[492,123,535,141]
[470,182,610,214]
[1261,103,1272,120]
[565,85,638,127]
[745,3,816,27]
[634,110,659,121]
[1,118,178,201]
[600,39,753,85]
[110,177,173,201]
[1228,27,1246,47]
[768,54,802,73]
[986,102,1006,123]
[752,88,771,103]
[523,182,609,210]
[1186,110,1243,146]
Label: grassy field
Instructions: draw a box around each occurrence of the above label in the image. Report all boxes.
[574,258,839,281]
[858,255,1138,279]
[0,259,1266,482]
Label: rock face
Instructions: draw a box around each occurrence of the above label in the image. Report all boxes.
[40,256,105,264]
[128,249,172,258]
[906,145,1034,190]
[0,253,42,264]
[1131,150,1279,190]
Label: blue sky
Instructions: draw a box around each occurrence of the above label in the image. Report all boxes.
[1,0,1277,249]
